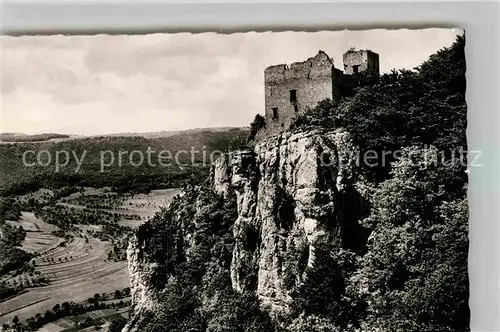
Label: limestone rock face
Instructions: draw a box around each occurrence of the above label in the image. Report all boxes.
[214,129,358,317]
[122,236,161,332]
[124,128,361,330]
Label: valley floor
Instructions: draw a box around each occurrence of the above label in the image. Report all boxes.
[0,187,182,331]
[0,212,130,325]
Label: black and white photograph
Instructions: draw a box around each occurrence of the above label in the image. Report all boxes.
[0,28,469,332]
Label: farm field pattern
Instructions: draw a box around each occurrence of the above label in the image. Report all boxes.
[0,188,181,330]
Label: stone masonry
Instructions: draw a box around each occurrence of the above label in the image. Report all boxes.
[259,48,379,139]
[343,49,380,75]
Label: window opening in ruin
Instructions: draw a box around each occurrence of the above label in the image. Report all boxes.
[294,104,299,112]
[272,107,279,119]
[290,89,297,102]
[353,65,360,73]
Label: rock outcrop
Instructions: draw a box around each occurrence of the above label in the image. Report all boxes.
[124,128,365,330]
[122,236,160,332]
[213,129,359,317]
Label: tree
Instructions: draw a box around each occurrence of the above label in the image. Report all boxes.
[248,114,266,142]
[44,310,53,321]
[108,316,128,332]
[288,313,341,332]
[354,147,469,331]
[26,317,37,330]
[34,313,43,324]
[12,316,19,325]
[293,248,361,329]
[61,301,71,314]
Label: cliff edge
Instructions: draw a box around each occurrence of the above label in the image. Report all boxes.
[122,128,370,331]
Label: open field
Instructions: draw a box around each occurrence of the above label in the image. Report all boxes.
[37,307,129,332]
[6,212,61,253]
[59,187,181,228]
[117,188,181,228]
[0,213,130,326]
[0,187,181,329]
[14,189,55,205]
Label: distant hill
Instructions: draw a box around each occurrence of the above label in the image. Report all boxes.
[0,133,74,143]
[99,127,250,139]
[0,127,249,144]
[0,127,249,195]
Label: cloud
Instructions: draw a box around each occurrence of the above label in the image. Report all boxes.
[1,29,462,135]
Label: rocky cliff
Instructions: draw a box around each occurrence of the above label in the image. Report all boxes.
[123,128,370,331]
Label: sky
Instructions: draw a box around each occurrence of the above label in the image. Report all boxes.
[1,28,463,136]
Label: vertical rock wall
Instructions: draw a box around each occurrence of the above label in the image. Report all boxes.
[125,128,364,330]
[213,129,359,317]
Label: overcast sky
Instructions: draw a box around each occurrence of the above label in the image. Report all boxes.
[1,28,462,135]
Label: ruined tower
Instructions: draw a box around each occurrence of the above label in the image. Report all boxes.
[259,48,379,139]
[263,51,343,136]
[343,49,380,75]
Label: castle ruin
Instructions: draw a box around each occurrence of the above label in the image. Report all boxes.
[260,49,379,138]
[343,49,380,75]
